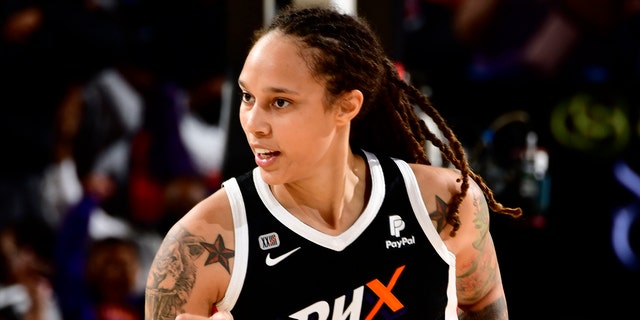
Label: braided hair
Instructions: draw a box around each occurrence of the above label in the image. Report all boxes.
[256,5,522,236]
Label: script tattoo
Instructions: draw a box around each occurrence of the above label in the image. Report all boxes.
[145,226,206,320]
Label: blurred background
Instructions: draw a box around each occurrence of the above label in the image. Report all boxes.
[0,0,638,319]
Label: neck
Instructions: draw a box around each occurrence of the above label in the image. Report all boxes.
[271,150,369,235]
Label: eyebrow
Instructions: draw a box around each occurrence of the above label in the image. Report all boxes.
[238,80,300,95]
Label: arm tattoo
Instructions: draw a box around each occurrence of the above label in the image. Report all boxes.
[459,296,508,320]
[429,195,448,233]
[200,234,235,272]
[458,192,497,302]
[433,192,505,317]
[471,192,490,250]
[457,194,501,303]
[145,226,208,320]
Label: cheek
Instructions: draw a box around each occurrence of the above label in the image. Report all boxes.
[239,108,259,139]
[238,108,249,130]
[283,116,335,154]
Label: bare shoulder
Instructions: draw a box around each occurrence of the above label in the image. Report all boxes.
[408,164,508,317]
[406,163,488,243]
[145,187,235,318]
[407,163,464,196]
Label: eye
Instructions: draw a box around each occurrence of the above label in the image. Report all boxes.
[240,92,254,104]
[273,98,290,109]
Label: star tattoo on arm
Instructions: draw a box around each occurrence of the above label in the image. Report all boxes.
[200,234,234,273]
[430,195,448,233]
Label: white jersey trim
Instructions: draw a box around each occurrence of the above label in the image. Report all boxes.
[215,179,249,313]
[252,150,385,251]
[393,158,458,319]
[216,154,458,318]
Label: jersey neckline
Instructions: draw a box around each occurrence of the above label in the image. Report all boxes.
[251,150,385,251]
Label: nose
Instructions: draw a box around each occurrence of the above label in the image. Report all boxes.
[240,103,270,137]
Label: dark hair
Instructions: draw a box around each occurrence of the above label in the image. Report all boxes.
[257,6,522,235]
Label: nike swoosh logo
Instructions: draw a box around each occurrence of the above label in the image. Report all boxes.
[265,247,301,266]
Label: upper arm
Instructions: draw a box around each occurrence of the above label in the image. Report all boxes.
[144,188,235,320]
[448,179,505,311]
[410,164,508,318]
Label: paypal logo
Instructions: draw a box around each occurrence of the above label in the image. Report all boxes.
[386,215,415,249]
[389,215,405,237]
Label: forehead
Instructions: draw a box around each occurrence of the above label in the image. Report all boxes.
[250,31,301,58]
[241,32,316,84]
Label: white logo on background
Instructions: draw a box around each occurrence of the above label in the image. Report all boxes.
[389,215,405,237]
[265,247,301,266]
[386,215,415,249]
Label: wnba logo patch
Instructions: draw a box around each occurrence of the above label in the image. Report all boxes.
[259,232,280,250]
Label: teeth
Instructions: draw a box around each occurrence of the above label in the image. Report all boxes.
[255,148,278,160]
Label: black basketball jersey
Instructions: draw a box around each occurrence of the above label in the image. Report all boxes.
[215,151,458,319]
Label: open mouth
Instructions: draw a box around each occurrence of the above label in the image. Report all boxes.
[255,148,281,159]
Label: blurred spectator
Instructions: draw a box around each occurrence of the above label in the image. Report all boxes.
[84,237,144,320]
[69,65,145,223]
[451,0,640,79]
[124,0,231,235]
[127,80,215,236]
[0,218,61,320]
[0,0,126,230]
[1,1,68,233]
[43,3,232,317]
[42,32,150,320]
[3,0,232,318]
[53,169,146,320]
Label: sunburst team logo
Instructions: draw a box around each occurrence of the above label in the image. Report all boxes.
[387,215,415,249]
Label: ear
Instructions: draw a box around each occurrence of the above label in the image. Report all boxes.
[335,89,363,125]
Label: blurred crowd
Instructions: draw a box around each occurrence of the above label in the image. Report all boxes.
[1,0,230,319]
[401,1,640,319]
[1,0,639,319]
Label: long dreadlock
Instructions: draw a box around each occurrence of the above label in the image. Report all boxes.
[260,5,522,236]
